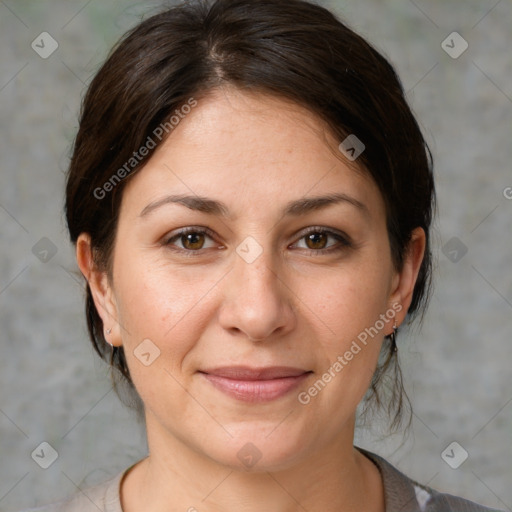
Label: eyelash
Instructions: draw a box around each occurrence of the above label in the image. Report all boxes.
[163,226,352,257]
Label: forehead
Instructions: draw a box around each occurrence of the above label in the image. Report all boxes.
[160,88,349,171]
[120,88,384,222]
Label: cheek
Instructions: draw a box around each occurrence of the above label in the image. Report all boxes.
[307,263,392,346]
[297,254,393,407]
[111,258,219,409]
[112,253,212,359]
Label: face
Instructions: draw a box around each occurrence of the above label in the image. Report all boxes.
[81,88,422,472]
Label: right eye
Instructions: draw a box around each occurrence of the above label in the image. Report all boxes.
[163,227,221,254]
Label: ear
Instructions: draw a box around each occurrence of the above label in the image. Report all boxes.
[76,233,122,347]
[387,227,426,332]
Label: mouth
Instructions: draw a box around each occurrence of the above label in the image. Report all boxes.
[198,366,313,402]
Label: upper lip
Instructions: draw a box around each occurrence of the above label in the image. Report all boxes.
[199,366,311,380]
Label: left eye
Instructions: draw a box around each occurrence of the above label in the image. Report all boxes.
[292,229,350,252]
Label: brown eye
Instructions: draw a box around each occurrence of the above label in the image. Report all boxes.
[305,232,328,250]
[181,232,205,250]
[293,228,352,255]
[165,228,217,252]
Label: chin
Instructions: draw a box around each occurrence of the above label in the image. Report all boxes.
[200,422,311,473]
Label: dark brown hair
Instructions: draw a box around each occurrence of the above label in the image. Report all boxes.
[66,0,435,429]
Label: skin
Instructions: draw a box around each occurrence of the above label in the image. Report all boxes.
[77,88,425,512]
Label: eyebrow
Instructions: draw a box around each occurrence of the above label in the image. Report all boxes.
[138,192,369,219]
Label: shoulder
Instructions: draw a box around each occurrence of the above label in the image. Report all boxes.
[16,466,128,512]
[358,448,504,512]
[424,491,504,512]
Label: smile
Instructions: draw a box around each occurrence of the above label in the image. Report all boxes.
[198,366,313,403]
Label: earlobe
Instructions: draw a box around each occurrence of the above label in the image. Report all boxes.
[76,233,121,346]
[388,227,426,329]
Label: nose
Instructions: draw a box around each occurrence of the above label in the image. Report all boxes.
[217,244,297,342]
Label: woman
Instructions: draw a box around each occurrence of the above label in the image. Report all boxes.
[22,0,503,511]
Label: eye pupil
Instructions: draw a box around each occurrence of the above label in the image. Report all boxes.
[306,232,327,250]
[183,233,204,250]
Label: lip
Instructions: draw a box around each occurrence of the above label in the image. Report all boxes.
[199,366,312,403]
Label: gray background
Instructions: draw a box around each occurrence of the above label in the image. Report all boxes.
[1,0,511,510]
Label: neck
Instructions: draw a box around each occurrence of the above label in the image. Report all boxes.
[121,414,384,512]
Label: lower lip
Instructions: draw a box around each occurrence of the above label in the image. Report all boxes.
[200,373,311,402]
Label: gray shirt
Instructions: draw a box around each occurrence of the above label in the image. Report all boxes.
[19,449,504,512]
